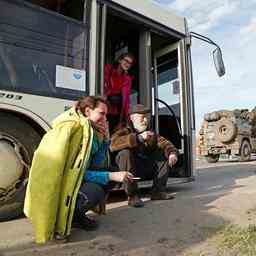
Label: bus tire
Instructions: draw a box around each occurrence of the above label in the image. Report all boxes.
[0,113,41,221]
[238,140,251,162]
[205,154,219,163]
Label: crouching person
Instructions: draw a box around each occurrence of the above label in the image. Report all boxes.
[74,128,133,232]
[24,96,133,244]
[110,104,178,208]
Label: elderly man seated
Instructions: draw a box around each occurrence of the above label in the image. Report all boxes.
[110,104,178,207]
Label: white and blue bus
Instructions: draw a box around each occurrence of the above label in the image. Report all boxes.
[0,0,225,220]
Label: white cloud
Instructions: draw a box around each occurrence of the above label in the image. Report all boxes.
[240,17,256,45]
[165,0,240,33]
[240,17,256,34]
[193,21,213,33]
[208,2,239,25]
[169,0,200,12]
[152,0,256,130]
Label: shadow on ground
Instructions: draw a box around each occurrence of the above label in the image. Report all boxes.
[2,162,256,256]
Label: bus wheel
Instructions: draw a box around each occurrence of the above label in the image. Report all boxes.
[238,140,251,162]
[0,113,41,221]
[205,154,219,163]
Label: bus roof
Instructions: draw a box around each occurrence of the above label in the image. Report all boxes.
[110,0,186,35]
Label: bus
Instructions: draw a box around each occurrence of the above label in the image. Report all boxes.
[0,0,225,221]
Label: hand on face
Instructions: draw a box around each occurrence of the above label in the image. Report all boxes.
[93,120,109,139]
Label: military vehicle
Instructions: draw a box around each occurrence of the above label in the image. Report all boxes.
[198,108,256,163]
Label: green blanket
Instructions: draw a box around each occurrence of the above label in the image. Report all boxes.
[24,108,93,244]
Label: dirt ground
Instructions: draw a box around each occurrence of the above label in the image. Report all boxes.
[1,160,256,256]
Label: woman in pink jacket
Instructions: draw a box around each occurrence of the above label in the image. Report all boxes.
[104,53,135,133]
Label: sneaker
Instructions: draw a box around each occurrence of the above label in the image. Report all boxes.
[151,191,175,200]
[77,215,99,231]
[128,195,144,207]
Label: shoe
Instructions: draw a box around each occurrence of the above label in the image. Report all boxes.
[54,233,69,243]
[128,195,144,207]
[151,191,175,200]
[76,215,99,231]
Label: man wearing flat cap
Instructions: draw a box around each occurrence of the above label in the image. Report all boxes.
[110,104,178,207]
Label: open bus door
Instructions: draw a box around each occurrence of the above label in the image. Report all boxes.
[153,40,195,182]
[96,1,195,184]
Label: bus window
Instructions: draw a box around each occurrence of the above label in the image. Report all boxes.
[0,0,89,100]
[152,41,191,178]
[155,50,181,150]
[25,0,85,21]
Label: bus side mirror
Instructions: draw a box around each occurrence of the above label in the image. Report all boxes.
[213,47,225,77]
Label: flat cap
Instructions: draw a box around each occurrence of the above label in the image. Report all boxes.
[129,104,150,115]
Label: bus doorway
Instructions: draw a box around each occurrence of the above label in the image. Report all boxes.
[102,11,140,111]
[99,4,193,182]
[101,7,180,131]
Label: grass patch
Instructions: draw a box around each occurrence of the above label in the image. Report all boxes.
[200,225,225,237]
[215,224,256,256]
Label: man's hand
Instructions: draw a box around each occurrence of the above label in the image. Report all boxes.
[140,131,155,142]
[109,171,134,183]
[168,153,177,167]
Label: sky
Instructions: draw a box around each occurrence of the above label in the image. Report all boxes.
[152,0,256,130]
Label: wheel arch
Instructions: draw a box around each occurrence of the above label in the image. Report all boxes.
[240,137,252,147]
[0,103,50,137]
[0,104,47,221]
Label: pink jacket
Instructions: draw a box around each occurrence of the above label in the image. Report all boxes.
[104,64,132,119]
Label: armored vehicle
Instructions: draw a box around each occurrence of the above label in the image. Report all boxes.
[199,108,256,163]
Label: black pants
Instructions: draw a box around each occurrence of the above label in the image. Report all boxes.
[107,114,120,135]
[74,182,106,221]
[115,149,170,196]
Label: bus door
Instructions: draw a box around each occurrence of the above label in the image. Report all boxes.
[153,41,194,180]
